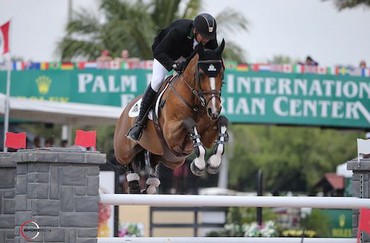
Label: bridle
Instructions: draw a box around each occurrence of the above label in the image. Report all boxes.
[194,59,223,107]
[169,58,224,112]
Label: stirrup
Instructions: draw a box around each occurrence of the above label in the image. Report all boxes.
[126,125,143,141]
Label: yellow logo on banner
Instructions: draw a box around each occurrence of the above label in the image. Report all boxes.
[36,76,52,95]
[339,214,346,227]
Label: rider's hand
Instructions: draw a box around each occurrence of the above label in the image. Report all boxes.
[173,61,187,72]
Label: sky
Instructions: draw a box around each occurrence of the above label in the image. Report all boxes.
[0,0,370,67]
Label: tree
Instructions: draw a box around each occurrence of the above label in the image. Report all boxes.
[56,0,248,62]
[325,0,370,10]
[227,125,363,193]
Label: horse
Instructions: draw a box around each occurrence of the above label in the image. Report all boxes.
[114,39,229,194]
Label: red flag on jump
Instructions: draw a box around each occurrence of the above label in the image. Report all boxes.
[74,130,96,150]
[0,21,10,55]
[357,208,370,243]
[5,132,26,149]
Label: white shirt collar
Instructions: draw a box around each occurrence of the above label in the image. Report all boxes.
[193,39,199,49]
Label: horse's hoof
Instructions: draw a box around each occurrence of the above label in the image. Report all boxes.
[190,161,204,176]
[206,163,220,175]
[128,180,141,194]
[207,154,222,172]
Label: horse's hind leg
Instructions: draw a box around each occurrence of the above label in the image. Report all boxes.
[141,151,160,194]
[207,115,229,174]
[183,117,206,176]
[126,163,141,194]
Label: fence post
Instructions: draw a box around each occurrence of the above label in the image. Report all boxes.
[348,158,370,242]
[12,147,105,243]
[0,153,16,243]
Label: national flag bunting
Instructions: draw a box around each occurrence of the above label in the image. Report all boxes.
[5,132,26,149]
[83,62,97,69]
[110,60,120,69]
[294,64,304,73]
[61,62,74,70]
[49,62,61,70]
[236,63,248,71]
[282,64,292,73]
[0,21,10,55]
[41,62,49,70]
[12,61,25,70]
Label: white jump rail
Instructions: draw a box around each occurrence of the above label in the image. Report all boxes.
[98,237,356,243]
[100,194,370,209]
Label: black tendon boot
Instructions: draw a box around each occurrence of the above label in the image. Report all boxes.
[126,86,157,141]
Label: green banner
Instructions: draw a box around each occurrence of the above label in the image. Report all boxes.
[1,69,369,129]
[320,209,352,238]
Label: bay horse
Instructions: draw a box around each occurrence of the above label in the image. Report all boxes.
[114,39,229,194]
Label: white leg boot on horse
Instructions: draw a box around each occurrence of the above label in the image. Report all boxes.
[141,154,161,194]
[183,118,207,176]
[207,116,229,174]
[142,177,161,194]
[126,86,157,141]
[126,170,141,194]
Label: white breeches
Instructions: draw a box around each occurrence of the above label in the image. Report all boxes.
[150,59,168,92]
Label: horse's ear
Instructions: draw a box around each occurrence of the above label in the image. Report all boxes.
[216,39,225,56]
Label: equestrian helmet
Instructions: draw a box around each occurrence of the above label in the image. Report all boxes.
[193,13,217,40]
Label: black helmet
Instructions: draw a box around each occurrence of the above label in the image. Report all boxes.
[193,13,217,40]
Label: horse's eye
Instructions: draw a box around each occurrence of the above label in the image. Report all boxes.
[199,71,206,79]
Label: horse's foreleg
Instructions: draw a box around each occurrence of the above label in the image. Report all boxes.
[207,115,229,174]
[183,118,206,176]
[126,163,141,194]
[142,151,161,194]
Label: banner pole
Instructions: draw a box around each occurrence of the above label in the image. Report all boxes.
[3,53,11,152]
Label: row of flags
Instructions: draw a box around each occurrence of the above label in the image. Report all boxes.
[0,60,369,77]
[1,20,370,78]
[231,63,370,77]
[2,60,155,71]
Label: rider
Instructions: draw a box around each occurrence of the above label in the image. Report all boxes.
[127,13,219,141]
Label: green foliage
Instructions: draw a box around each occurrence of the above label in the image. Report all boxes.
[57,0,248,62]
[300,209,331,237]
[228,125,363,193]
[325,0,370,10]
[227,207,277,225]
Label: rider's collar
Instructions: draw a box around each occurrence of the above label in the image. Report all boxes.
[193,39,199,49]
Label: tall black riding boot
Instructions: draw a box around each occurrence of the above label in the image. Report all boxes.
[126,86,157,141]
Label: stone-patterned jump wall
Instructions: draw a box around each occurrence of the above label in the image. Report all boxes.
[0,148,105,243]
[348,158,370,243]
[0,153,15,243]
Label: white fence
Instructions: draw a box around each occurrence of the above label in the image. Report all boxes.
[98,237,356,243]
[100,194,370,209]
[98,194,365,243]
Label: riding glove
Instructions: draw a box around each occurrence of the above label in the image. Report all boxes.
[173,61,187,72]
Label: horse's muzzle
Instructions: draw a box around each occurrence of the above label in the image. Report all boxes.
[207,107,221,120]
